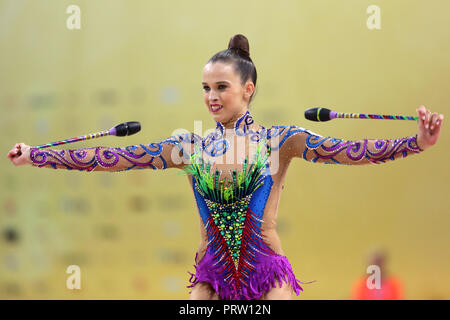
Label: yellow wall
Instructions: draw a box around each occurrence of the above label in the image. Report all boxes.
[1,0,449,299]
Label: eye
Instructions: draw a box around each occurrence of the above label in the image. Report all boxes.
[202,85,227,91]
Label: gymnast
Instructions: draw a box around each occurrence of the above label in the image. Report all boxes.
[7,34,444,300]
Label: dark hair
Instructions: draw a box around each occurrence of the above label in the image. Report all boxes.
[207,34,258,105]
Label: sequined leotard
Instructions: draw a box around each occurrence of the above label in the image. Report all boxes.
[28,111,424,299]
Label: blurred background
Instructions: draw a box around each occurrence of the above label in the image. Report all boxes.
[1,0,449,299]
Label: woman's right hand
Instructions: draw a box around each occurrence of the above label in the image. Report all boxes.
[7,143,32,166]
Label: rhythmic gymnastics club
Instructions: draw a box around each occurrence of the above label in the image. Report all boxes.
[304,107,419,122]
[32,121,141,150]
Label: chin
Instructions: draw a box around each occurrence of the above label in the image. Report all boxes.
[210,113,226,123]
[208,108,227,122]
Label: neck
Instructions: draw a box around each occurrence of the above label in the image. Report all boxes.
[215,110,261,136]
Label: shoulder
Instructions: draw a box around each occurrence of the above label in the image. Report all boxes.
[267,125,319,137]
[266,125,320,149]
[162,131,202,145]
[158,131,203,162]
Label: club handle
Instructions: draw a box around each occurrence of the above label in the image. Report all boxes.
[305,107,419,122]
[332,112,419,121]
[33,129,113,149]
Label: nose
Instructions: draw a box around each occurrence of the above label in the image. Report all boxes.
[208,89,219,101]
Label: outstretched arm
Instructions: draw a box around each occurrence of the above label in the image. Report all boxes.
[277,127,422,165]
[23,132,198,172]
[271,106,444,165]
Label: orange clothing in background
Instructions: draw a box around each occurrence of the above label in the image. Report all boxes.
[352,275,403,300]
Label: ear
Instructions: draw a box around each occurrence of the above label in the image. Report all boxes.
[244,81,255,98]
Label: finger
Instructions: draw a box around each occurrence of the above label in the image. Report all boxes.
[417,108,426,129]
[416,108,423,124]
[426,109,431,128]
[436,114,444,127]
[425,109,431,129]
[432,118,442,136]
[17,143,25,156]
[419,105,427,116]
[418,106,427,123]
[430,113,439,130]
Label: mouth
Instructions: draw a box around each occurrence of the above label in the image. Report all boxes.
[210,104,223,113]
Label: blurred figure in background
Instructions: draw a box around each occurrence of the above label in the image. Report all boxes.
[351,249,404,300]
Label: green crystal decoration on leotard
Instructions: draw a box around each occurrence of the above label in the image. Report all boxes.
[205,197,251,269]
[180,138,271,269]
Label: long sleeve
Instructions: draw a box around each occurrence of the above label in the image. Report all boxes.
[29,132,199,172]
[269,125,424,165]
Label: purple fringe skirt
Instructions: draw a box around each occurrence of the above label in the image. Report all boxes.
[187,250,313,300]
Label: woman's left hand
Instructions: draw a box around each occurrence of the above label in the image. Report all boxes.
[416,105,444,151]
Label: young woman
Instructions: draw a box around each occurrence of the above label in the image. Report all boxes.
[7,34,444,300]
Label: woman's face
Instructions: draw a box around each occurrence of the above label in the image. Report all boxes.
[202,61,254,126]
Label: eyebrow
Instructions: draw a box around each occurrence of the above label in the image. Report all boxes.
[201,81,230,85]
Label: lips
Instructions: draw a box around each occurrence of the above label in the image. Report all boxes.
[210,104,223,112]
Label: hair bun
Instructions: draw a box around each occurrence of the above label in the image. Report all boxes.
[228,34,250,57]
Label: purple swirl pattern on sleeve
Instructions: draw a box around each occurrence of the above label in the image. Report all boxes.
[29,134,197,172]
[269,125,423,165]
[302,133,423,164]
[30,145,161,172]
